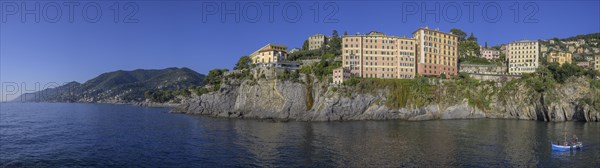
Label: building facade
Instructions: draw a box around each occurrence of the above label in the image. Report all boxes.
[594,55,600,71]
[577,48,584,54]
[342,31,417,79]
[332,67,351,85]
[507,40,539,75]
[250,44,288,64]
[480,47,500,60]
[576,61,591,69]
[289,48,301,54]
[413,27,459,77]
[397,38,417,79]
[308,34,328,50]
[547,52,572,65]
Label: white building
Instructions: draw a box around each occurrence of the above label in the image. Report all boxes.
[507,40,539,75]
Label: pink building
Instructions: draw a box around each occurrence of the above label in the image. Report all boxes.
[342,31,417,79]
[480,47,500,60]
[332,67,351,85]
[577,61,591,69]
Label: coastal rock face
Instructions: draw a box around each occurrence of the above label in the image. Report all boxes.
[494,77,599,122]
[177,74,600,122]
[177,75,599,122]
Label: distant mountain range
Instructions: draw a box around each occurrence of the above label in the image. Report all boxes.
[12,67,205,103]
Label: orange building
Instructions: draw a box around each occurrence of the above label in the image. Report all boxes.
[413,27,459,78]
[342,31,416,79]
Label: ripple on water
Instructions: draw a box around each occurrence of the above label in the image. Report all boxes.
[1,103,599,167]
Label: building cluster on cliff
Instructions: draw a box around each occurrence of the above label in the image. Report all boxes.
[244,27,600,85]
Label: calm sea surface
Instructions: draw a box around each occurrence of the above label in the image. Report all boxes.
[1,103,599,167]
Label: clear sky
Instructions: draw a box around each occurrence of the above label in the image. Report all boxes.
[1,0,599,101]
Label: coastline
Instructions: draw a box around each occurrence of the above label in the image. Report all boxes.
[169,75,600,122]
[4,100,598,122]
[134,100,600,122]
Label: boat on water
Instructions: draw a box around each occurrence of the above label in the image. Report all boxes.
[552,142,583,151]
[553,127,582,151]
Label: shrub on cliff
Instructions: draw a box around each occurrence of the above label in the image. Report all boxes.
[339,77,434,108]
[144,90,175,103]
[234,56,253,70]
[287,49,322,61]
[547,62,598,83]
[205,69,228,86]
[277,69,300,82]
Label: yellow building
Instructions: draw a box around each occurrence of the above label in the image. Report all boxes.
[547,52,572,65]
[342,31,416,79]
[413,27,459,77]
[250,44,288,64]
[308,34,328,50]
[596,56,599,72]
[508,40,539,75]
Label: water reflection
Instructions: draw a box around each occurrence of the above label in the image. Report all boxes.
[207,119,599,167]
[1,103,599,167]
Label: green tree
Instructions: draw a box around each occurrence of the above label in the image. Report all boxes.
[458,40,481,58]
[302,40,309,50]
[327,30,342,55]
[484,42,488,48]
[344,31,348,36]
[467,32,477,42]
[499,53,506,62]
[204,69,228,86]
[234,56,252,70]
[526,66,555,93]
[450,28,467,41]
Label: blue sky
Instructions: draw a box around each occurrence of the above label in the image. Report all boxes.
[1,0,599,101]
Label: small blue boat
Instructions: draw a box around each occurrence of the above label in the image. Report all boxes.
[552,142,582,151]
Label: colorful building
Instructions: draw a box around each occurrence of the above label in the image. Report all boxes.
[308,34,328,50]
[413,27,459,77]
[576,61,591,69]
[250,44,288,64]
[289,48,301,54]
[332,67,351,85]
[396,38,417,79]
[594,55,600,71]
[480,47,500,60]
[507,40,539,75]
[342,31,416,79]
[547,52,572,65]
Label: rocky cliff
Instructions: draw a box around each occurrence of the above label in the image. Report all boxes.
[175,74,600,122]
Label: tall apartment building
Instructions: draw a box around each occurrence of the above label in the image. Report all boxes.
[507,40,539,75]
[342,31,416,79]
[413,27,459,77]
[308,34,328,50]
[250,44,288,64]
[481,47,500,60]
[547,52,572,65]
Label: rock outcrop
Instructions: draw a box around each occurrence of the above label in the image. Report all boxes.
[175,75,599,122]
